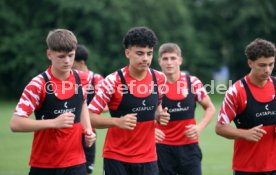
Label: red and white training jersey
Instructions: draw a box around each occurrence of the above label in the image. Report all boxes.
[13,66,91,168]
[88,66,166,163]
[88,70,104,93]
[218,75,275,124]
[156,72,207,145]
[218,75,276,172]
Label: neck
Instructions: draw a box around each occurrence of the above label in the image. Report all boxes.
[128,66,147,80]
[78,65,89,73]
[248,73,267,88]
[166,71,180,83]
[51,67,70,81]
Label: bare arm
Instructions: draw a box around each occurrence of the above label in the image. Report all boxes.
[10,112,75,132]
[89,111,137,130]
[184,96,215,140]
[81,102,96,147]
[197,96,215,131]
[81,102,92,132]
[215,122,267,142]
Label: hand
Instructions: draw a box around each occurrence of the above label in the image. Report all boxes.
[116,113,137,130]
[157,107,170,126]
[53,112,75,128]
[155,128,165,143]
[243,124,266,142]
[84,130,96,147]
[184,124,200,140]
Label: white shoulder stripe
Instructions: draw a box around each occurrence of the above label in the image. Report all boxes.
[21,93,36,110]
[220,113,230,124]
[14,107,28,117]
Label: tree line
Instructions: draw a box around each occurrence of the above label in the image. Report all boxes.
[1,0,276,98]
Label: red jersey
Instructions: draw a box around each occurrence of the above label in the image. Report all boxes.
[86,70,104,132]
[14,66,91,168]
[156,72,207,145]
[88,66,166,163]
[218,75,276,172]
[88,71,104,92]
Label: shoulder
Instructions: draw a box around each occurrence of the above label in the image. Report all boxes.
[151,69,166,84]
[74,69,90,86]
[105,70,119,82]
[188,74,202,85]
[20,75,45,106]
[26,73,46,92]
[100,70,122,90]
[182,73,204,89]
[225,79,244,98]
[94,73,104,80]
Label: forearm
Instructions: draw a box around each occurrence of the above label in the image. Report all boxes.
[10,115,54,132]
[89,111,118,129]
[197,105,215,132]
[81,103,92,131]
[215,122,246,140]
[154,104,164,120]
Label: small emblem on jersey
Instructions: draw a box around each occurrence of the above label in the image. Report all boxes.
[64,102,68,108]
[265,104,269,111]
[142,100,146,106]
[41,115,45,120]
[181,89,188,98]
[177,102,181,108]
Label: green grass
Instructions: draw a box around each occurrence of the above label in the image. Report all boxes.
[0,94,233,175]
[199,94,233,174]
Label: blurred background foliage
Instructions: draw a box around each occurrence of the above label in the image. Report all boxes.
[1,0,276,99]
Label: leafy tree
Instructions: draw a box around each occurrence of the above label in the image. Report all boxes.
[1,0,276,99]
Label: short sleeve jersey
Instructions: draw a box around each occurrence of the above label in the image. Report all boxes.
[156,72,207,145]
[88,66,166,163]
[13,66,91,168]
[86,71,104,104]
[217,75,276,172]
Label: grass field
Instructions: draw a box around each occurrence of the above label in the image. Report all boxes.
[0,94,233,175]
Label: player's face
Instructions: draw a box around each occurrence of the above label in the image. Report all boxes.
[47,50,75,74]
[125,46,153,73]
[248,56,275,81]
[158,52,182,75]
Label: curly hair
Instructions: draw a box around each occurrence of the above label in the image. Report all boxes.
[122,26,158,49]
[245,38,276,61]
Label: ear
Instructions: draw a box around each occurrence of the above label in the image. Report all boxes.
[125,49,130,60]
[248,59,252,68]
[80,60,86,65]
[47,49,52,61]
[179,56,183,65]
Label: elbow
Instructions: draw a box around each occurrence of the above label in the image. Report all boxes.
[9,116,21,132]
[210,104,216,118]
[215,122,223,136]
[10,121,18,132]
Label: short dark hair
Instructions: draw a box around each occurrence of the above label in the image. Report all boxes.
[75,44,89,62]
[122,26,158,49]
[46,29,77,52]
[245,38,276,61]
